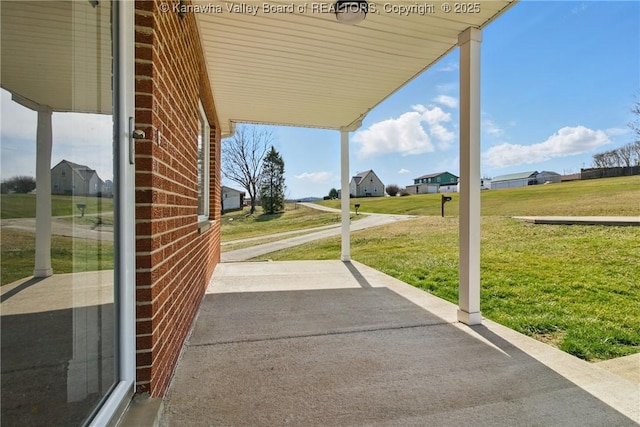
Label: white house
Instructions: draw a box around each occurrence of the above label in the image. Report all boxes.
[491,171,538,190]
[456,178,492,192]
[350,170,384,197]
[51,159,104,196]
[222,186,245,212]
[413,172,459,193]
[412,183,440,194]
[536,171,561,184]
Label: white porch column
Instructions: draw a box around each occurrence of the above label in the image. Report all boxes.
[34,107,54,277]
[340,129,350,261]
[457,27,482,325]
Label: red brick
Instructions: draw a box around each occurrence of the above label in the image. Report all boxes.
[134,0,221,397]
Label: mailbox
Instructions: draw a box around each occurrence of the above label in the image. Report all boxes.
[354,203,361,215]
[441,195,452,217]
[77,203,87,217]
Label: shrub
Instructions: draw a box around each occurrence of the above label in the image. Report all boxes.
[385,184,400,196]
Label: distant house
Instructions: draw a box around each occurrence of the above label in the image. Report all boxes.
[491,171,538,190]
[456,178,492,192]
[412,171,459,194]
[222,186,245,212]
[350,170,384,197]
[536,171,561,184]
[51,159,104,196]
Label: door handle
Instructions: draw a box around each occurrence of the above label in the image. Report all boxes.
[128,117,145,165]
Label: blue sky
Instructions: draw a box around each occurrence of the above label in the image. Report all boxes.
[1,2,637,200]
[243,1,639,199]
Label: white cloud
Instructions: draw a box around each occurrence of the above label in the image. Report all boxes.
[353,105,455,158]
[1,89,114,180]
[437,63,458,72]
[294,171,335,183]
[605,127,630,137]
[482,126,610,168]
[571,2,588,14]
[483,119,504,137]
[398,168,410,174]
[433,95,458,109]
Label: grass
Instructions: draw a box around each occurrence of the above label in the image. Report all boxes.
[316,175,640,217]
[221,202,360,241]
[222,228,336,252]
[248,176,640,361]
[1,228,114,286]
[263,216,640,361]
[1,194,114,219]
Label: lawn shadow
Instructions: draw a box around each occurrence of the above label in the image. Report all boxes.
[343,261,373,288]
[254,212,284,222]
[1,277,46,303]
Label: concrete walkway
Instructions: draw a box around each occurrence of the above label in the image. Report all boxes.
[1,216,114,241]
[221,209,416,262]
[160,260,639,426]
[513,216,640,226]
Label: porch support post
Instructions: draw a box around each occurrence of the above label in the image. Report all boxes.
[34,107,54,277]
[457,27,482,325]
[340,128,350,261]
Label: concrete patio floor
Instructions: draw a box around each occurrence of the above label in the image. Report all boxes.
[160,260,639,426]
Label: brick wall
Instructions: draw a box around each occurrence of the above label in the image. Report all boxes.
[134,0,221,396]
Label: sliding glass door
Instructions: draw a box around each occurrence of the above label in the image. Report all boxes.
[1,1,134,425]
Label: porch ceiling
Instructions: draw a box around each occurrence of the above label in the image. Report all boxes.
[194,0,516,135]
[0,1,112,114]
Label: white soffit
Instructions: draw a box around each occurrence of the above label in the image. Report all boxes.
[195,0,516,135]
[0,1,113,114]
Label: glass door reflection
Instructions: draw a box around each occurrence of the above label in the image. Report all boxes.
[1,1,117,425]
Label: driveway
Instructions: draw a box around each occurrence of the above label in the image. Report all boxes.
[221,204,416,262]
[0,216,113,241]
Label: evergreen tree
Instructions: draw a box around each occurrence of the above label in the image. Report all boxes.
[260,146,286,214]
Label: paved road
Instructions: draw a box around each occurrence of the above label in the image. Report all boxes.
[221,204,416,262]
[1,217,114,241]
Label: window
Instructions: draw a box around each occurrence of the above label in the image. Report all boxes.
[197,101,210,222]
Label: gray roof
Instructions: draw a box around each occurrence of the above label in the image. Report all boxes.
[222,186,245,195]
[54,159,102,183]
[414,171,458,180]
[492,171,538,182]
[352,170,373,185]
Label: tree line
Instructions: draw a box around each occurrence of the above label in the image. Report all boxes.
[592,141,640,168]
[1,176,36,194]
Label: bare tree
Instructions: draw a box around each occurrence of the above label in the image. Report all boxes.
[222,125,273,214]
[617,143,634,167]
[632,141,640,166]
[604,149,622,167]
[630,97,640,142]
[592,152,606,168]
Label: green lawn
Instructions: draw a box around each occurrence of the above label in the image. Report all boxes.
[316,175,640,217]
[221,202,360,241]
[264,216,640,361]
[1,228,114,286]
[253,176,640,361]
[1,194,114,219]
